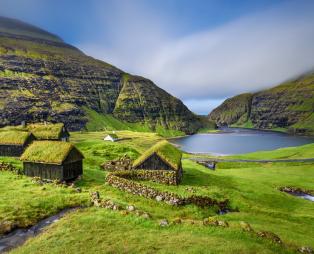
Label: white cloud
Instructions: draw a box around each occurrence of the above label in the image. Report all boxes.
[79,0,314,110]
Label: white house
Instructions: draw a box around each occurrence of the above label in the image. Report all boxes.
[104,133,119,142]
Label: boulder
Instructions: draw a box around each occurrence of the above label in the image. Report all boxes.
[257,231,282,244]
[159,219,169,227]
[298,246,314,254]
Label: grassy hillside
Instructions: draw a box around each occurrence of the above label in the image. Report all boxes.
[83,107,185,137]
[209,72,314,135]
[228,143,314,160]
[0,131,313,253]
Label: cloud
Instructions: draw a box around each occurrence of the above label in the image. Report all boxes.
[79,0,314,105]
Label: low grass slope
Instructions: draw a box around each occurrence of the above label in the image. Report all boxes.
[0,131,313,253]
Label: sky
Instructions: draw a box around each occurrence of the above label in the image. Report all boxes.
[1,0,314,114]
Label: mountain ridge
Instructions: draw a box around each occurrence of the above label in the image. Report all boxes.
[209,71,314,135]
[0,16,202,134]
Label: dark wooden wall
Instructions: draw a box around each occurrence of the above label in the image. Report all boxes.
[63,160,83,180]
[134,153,174,171]
[24,162,63,179]
[24,160,83,181]
[0,145,24,157]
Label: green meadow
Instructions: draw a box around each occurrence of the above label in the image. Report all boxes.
[0,131,313,253]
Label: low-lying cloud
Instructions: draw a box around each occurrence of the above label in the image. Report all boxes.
[1,0,314,114]
[79,0,314,114]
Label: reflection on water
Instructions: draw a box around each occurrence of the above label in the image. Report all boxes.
[170,128,314,155]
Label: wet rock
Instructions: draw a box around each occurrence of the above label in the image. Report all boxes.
[239,221,254,232]
[257,231,282,244]
[159,219,169,227]
[298,246,314,254]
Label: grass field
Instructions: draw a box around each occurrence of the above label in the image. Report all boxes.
[0,131,313,253]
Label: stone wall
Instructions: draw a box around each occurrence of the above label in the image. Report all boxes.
[110,169,179,185]
[106,172,229,209]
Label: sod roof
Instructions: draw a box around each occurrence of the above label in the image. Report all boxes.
[107,133,118,139]
[133,140,182,170]
[21,141,83,165]
[0,131,33,145]
[27,123,66,140]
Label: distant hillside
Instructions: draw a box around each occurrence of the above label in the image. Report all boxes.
[209,72,314,135]
[0,16,202,134]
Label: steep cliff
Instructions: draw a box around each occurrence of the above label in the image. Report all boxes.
[209,72,314,135]
[0,17,201,134]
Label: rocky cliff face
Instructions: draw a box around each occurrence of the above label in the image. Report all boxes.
[0,17,201,133]
[208,73,314,135]
[209,93,252,126]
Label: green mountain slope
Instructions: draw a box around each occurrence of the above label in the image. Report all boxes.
[209,72,314,135]
[0,17,202,134]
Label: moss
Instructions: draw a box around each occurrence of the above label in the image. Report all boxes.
[27,123,65,140]
[133,140,182,170]
[20,141,82,164]
[0,131,31,145]
[51,102,76,113]
[0,70,37,79]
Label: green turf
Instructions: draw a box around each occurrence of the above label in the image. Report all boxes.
[0,131,313,253]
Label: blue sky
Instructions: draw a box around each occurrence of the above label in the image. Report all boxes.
[1,0,314,114]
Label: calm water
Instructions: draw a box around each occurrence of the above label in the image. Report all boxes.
[170,128,314,155]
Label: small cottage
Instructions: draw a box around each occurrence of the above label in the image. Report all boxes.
[0,131,35,157]
[133,140,183,182]
[104,133,119,142]
[27,123,70,141]
[21,141,84,181]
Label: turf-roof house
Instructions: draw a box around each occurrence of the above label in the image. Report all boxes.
[104,133,119,142]
[0,131,35,156]
[21,141,84,180]
[133,140,183,182]
[27,123,70,141]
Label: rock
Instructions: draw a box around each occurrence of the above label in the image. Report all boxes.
[141,213,151,219]
[75,187,82,193]
[0,221,14,234]
[126,205,135,212]
[257,231,282,244]
[239,221,254,232]
[155,196,163,202]
[205,217,219,226]
[159,219,169,227]
[217,220,229,227]
[298,247,314,254]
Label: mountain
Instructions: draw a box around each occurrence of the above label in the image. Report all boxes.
[0,16,202,134]
[209,72,314,135]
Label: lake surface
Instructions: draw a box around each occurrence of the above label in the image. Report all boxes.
[170,128,314,155]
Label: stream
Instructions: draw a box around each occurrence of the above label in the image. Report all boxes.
[286,192,314,202]
[0,208,79,253]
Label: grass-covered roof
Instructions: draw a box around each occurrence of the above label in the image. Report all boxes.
[27,123,65,140]
[0,131,32,145]
[21,141,83,164]
[133,140,182,170]
[107,133,118,139]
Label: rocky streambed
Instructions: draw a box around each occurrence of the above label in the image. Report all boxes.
[280,187,314,202]
[0,208,79,253]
